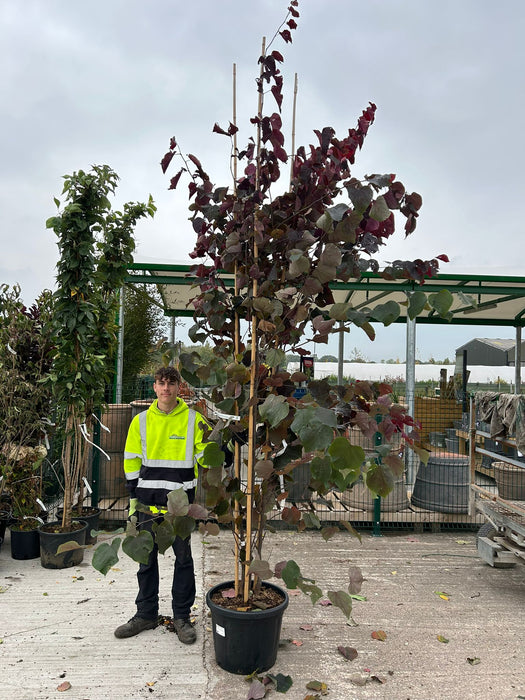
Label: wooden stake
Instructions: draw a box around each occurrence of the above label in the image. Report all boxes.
[290,73,298,185]
[243,36,266,605]
[232,62,242,596]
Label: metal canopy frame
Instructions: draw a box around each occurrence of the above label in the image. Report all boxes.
[123,263,525,397]
[126,263,525,327]
[118,262,524,501]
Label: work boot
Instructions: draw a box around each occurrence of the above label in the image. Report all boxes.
[173,618,196,644]
[114,615,158,639]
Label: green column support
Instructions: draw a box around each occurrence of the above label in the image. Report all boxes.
[372,421,383,538]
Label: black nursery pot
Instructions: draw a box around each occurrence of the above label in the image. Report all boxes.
[39,520,87,569]
[56,507,101,545]
[9,523,41,560]
[0,510,11,550]
[206,580,289,675]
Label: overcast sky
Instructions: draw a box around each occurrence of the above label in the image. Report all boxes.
[1,0,524,362]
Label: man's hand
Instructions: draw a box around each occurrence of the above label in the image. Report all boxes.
[128,498,138,518]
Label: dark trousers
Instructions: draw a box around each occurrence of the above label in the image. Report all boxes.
[135,510,196,621]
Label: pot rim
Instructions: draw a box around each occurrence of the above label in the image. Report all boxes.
[206,579,289,618]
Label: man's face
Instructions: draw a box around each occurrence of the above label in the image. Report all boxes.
[153,378,179,411]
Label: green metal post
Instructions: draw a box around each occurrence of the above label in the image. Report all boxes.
[372,421,383,537]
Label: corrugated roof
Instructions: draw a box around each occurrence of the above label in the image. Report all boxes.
[456,338,517,352]
[126,265,525,328]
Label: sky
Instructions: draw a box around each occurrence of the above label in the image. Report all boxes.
[1,0,524,363]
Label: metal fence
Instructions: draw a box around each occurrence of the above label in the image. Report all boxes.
[76,385,524,533]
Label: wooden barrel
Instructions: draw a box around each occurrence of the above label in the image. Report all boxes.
[340,447,409,512]
[100,404,132,453]
[98,453,128,499]
[411,455,469,513]
[340,474,409,512]
[492,461,525,500]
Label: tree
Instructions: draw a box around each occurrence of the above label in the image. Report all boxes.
[92,1,451,626]
[348,346,369,363]
[161,0,450,611]
[0,285,54,526]
[122,282,167,398]
[47,165,155,530]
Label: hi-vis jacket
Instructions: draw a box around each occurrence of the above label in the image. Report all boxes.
[123,398,209,509]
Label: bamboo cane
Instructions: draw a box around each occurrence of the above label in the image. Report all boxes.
[232,62,243,596]
[243,37,266,604]
[290,73,298,185]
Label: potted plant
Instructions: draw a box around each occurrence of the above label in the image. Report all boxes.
[0,285,55,559]
[92,1,451,677]
[165,1,453,674]
[41,165,155,568]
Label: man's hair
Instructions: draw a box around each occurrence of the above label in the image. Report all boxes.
[154,366,182,383]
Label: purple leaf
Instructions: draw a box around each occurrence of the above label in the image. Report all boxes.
[212,122,229,136]
[168,169,184,190]
[160,150,175,174]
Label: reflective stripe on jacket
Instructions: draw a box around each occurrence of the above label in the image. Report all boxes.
[123,398,209,508]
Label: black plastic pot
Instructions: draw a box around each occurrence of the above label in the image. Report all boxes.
[0,509,11,550]
[56,507,101,545]
[10,523,41,560]
[206,580,289,675]
[39,520,87,569]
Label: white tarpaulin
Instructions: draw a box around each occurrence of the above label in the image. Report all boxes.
[287,362,518,384]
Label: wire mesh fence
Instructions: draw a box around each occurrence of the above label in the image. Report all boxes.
[43,380,524,533]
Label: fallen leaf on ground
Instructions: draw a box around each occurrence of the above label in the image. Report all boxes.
[299,623,313,631]
[467,657,481,665]
[434,590,450,600]
[247,679,266,699]
[287,589,302,596]
[57,681,71,692]
[278,638,293,647]
[266,673,293,693]
[337,645,358,661]
[306,679,328,694]
[371,675,387,684]
[318,599,332,606]
[349,673,368,686]
[437,635,449,643]
[371,630,387,641]
[455,539,470,545]
[292,639,303,646]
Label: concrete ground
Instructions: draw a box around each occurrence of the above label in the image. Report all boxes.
[1,527,524,700]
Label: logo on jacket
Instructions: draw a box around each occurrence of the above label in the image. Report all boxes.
[169,434,184,440]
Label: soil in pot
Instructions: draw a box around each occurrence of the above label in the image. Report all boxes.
[206,580,289,675]
[39,520,87,569]
[209,583,285,612]
[56,506,100,545]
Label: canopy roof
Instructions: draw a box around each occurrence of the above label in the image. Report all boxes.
[126,263,525,328]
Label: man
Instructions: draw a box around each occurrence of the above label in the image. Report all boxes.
[114,366,208,644]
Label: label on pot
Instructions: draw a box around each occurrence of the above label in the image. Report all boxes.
[215,624,225,637]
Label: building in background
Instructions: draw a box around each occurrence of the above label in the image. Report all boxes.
[455,338,525,367]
